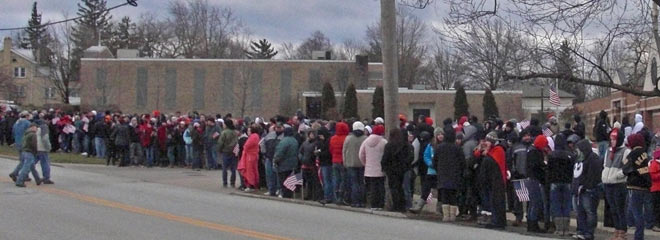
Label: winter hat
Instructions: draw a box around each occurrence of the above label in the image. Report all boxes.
[398,114,407,122]
[374,117,384,125]
[365,126,373,134]
[626,133,645,149]
[613,121,621,130]
[456,132,464,140]
[533,135,549,150]
[352,121,365,132]
[425,117,434,126]
[567,134,580,144]
[372,125,385,136]
[486,131,499,143]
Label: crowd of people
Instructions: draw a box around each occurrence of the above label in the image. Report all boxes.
[5,108,660,240]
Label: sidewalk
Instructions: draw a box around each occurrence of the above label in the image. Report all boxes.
[232,190,660,239]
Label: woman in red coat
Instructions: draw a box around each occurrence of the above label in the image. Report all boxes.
[238,124,261,191]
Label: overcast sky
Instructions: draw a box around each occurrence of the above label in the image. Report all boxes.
[0,0,447,47]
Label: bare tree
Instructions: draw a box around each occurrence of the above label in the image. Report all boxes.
[421,42,468,90]
[47,13,76,104]
[296,30,333,59]
[337,38,364,61]
[278,42,298,60]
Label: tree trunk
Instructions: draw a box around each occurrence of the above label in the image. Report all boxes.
[380,0,399,211]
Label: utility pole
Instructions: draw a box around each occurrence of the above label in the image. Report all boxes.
[380,0,399,137]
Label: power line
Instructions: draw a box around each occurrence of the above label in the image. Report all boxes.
[0,0,138,31]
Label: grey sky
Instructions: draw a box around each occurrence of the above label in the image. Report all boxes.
[0,0,446,47]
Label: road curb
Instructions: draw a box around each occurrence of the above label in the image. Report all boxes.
[230,191,408,219]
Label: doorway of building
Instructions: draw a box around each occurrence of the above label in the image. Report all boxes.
[306,97,321,119]
[413,109,430,123]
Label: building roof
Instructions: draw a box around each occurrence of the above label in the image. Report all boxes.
[521,84,575,98]
[0,46,36,64]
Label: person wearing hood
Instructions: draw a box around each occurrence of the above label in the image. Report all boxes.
[547,133,575,236]
[649,149,660,232]
[405,124,420,210]
[359,125,387,209]
[316,127,334,204]
[460,122,480,220]
[330,121,350,204]
[343,122,368,207]
[632,114,644,135]
[434,125,465,221]
[623,133,651,240]
[409,130,435,213]
[508,129,532,226]
[273,126,299,198]
[572,138,604,240]
[602,128,629,239]
[238,124,261,192]
[260,123,284,196]
[595,111,611,161]
[381,128,413,212]
[526,135,551,233]
[473,131,507,229]
[573,115,586,140]
[299,129,321,200]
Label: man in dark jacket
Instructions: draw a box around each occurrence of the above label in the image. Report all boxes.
[573,139,603,240]
[623,133,651,240]
[261,124,284,196]
[274,126,299,198]
[217,119,238,187]
[433,124,464,222]
[595,110,611,160]
[573,115,586,140]
[15,124,39,187]
[111,117,131,167]
[526,135,550,233]
[508,129,532,225]
[381,128,413,212]
[316,127,334,203]
[547,134,575,235]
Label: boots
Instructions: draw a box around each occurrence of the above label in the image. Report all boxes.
[553,217,561,235]
[527,221,546,233]
[409,199,426,214]
[441,205,450,222]
[449,206,458,222]
[562,217,571,236]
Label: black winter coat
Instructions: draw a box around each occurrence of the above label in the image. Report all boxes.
[527,147,546,185]
[623,147,651,190]
[381,142,413,176]
[434,142,464,189]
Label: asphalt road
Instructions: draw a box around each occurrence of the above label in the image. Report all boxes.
[0,157,568,240]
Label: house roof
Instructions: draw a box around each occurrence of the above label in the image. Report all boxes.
[522,84,576,98]
[0,46,36,64]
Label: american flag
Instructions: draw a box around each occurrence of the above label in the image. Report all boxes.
[543,127,554,137]
[512,179,530,202]
[283,172,303,191]
[549,84,561,106]
[426,192,434,204]
[519,120,530,130]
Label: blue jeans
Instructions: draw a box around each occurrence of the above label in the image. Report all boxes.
[167,146,176,165]
[321,166,334,202]
[332,163,346,202]
[72,132,82,153]
[550,183,572,217]
[94,137,106,158]
[16,152,38,185]
[144,145,154,167]
[265,158,279,195]
[11,151,39,179]
[347,167,365,205]
[526,179,545,222]
[629,189,649,240]
[205,144,217,169]
[35,152,50,180]
[604,183,628,231]
[403,170,413,209]
[222,153,236,186]
[61,134,72,152]
[83,135,91,154]
[185,144,193,165]
[575,189,599,239]
[627,189,655,229]
[597,141,609,161]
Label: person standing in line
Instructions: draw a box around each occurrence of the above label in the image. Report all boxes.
[128,118,142,166]
[508,129,532,226]
[547,134,575,236]
[316,127,334,204]
[218,119,239,188]
[238,124,260,191]
[602,128,629,240]
[649,149,660,233]
[572,138,603,240]
[299,129,321,200]
[382,128,413,212]
[359,125,387,210]
[409,130,434,213]
[261,123,284,196]
[434,126,465,221]
[623,133,651,240]
[273,125,299,198]
[329,122,349,205]
[111,116,131,167]
[204,118,221,170]
[183,122,193,168]
[474,131,508,229]
[343,122,368,207]
[526,135,551,233]
[191,122,205,170]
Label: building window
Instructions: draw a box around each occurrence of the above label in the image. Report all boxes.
[69,88,80,97]
[16,86,26,97]
[44,87,56,99]
[14,67,26,78]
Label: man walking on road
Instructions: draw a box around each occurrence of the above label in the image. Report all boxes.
[15,123,40,187]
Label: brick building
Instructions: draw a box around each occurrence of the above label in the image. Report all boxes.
[80,53,525,122]
[574,91,660,137]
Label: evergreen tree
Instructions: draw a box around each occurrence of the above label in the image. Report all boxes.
[108,16,138,55]
[70,0,113,81]
[453,85,469,120]
[321,82,337,119]
[25,2,51,64]
[343,83,359,119]
[482,88,499,119]
[372,86,384,119]
[246,39,278,59]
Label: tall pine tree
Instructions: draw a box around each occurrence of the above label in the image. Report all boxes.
[372,86,384,119]
[246,39,278,59]
[321,82,337,119]
[71,0,113,81]
[343,83,359,119]
[482,88,499,119]
[107,16,138,55]
[555,40,584,103]
[453,85,469,119]
[25,2,51,64]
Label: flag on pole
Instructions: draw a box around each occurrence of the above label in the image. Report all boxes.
[284,172,303,191]
[543,127,554,137]
[512,179,530,202]
[426,192,434,204]
[549,84,561,106]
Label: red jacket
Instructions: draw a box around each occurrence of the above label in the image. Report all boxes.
[139,123,153,147]
[650,159,660,192]
[157,125,167,151]
[330,122,349,164]
[475,145,508,184]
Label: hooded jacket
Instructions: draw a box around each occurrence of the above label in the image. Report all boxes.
[299,133,318,167]
[623,134,651,190]
[632,114,644,135]
[111,123,131,146]
[273,127,299,173]
[509,137,531,180]
[650,150,660,192]
[602,129,629,184]
[572,139,603,194]
[316,127,333,167]
[547,134,575,184]
[329,122,349,164]
[359,134,388,177]
[381,131,413,176]
[343,130,367,168]
[595,111,610,142]
[527,135,548,184]
[433,131,465,189]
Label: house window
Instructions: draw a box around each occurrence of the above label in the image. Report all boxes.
[14,67,26,78]
[16,86,26,97]
[69,88,80,97]
[44,87,56,99]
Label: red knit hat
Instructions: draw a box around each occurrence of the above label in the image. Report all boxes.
[626,133,645,149]
[425,117,434,126]
[372,125,385,136]
[533,135,548,150]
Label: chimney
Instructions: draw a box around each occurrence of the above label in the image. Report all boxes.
[2,37,11,65]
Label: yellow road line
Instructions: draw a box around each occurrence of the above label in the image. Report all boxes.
[0,177,293,240]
